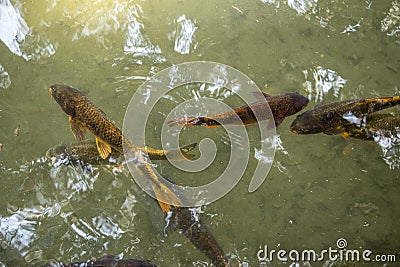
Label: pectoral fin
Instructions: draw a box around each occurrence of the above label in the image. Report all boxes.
[96,137,112,159]
[341,132,350,139]
[274,116,285,127]
[323,127,345,135]
[69,117,87,140]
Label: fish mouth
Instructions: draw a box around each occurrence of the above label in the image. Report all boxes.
[289,125,300,134]
[49,84,59,96]
[49,85,55,97]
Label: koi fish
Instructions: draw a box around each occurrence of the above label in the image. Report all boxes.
[168,207,231,267]
[50,84,181,213]
[342,113,400,140]
[168,92,309,128]
[60,255,157,267]
[46,140,197,166]
[290,96,400,135]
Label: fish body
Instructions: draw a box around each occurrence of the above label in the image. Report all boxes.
[168,92,309,128]
[343,114,400,140]
[46,140,122,166]
[290,96,400,135]
[50,84,182,212]
[46,140,197,166]
[61,255,157,267]
[169,207,231,267]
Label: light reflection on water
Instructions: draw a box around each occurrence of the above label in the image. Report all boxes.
[302,66,347,102]
[0,0,29,58]
[169,14,198,55]
[381,1,400,44]
[0,0,399,266]
[374,132,400,169]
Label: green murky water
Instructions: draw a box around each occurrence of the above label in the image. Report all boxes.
[1,0,400,266]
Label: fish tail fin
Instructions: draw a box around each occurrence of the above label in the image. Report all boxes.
[166,143,197,160]
[180,143,197,159]
[152,182,182,213]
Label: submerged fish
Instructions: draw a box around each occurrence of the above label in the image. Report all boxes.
[168,207,231,267]
[50,84,231,267]
[50,84,182,213]
[343,114,400,140]
[60,255,157,267]
[46,140,197,166]
[168,92,309,128]
[290,96,400,135]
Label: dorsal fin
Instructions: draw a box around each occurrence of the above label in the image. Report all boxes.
[252,91,271,101]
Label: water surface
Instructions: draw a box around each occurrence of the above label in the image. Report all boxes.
[0,0,399,266]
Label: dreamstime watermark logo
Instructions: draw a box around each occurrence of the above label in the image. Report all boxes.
[122,61,276,207]
[257,238,397,263]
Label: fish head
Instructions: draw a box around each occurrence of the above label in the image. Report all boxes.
[46,143,68,165]
[290,111,324,134]
[50,84,85,117]
[286,93,309,116]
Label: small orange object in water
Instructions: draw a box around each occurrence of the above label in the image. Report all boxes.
[14,127,19,136]
[0,143,3,151]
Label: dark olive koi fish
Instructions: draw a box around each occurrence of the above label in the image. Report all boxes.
[168,207,231,267]
[168,92,309,128]
[46,140,197,166]
[290,96,400,135]
[342,113,400,140]
[58,255,157,267]
[50,84,181,213]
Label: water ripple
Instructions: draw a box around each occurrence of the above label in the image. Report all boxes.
[124,5,165,62]
[169,14,198,55]
[374,132,400,169]
[0,64,11,89]
[287,0,318,14]
[303,66,347,102]
[0,0,29,57]
[381,1,400,44]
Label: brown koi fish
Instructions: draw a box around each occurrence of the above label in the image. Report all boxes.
[290,96,400,135]
[50,84,181,213]
[168,92,309,128]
